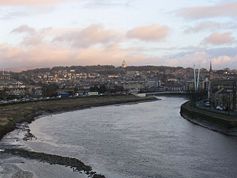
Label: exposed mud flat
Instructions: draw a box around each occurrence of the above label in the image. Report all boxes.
[0,96,157,178]
[2,148,105,178]
[2,97,237,178]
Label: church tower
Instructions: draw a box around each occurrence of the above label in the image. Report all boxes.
[208,60,213,101]
[209,61,213,80]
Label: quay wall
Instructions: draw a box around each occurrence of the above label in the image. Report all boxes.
[180,101,237,135]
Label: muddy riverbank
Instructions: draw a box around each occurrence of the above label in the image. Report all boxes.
[0,95,157,178]
[0,95,157,140]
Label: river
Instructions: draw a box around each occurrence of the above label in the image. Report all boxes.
[1,97,237,178]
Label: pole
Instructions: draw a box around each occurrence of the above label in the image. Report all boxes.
[197,68,200,91]
[193,65,196,92]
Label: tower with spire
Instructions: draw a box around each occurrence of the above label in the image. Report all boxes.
[209,61,212,71]
[121,60,127,68]
[209,61,213,80]
[208,60,213,101]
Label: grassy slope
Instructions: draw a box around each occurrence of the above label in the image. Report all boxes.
[0,95,156,140]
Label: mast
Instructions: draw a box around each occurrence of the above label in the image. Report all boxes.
[197,68,200,91]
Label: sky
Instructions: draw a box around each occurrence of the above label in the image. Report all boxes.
[0,0,237,71]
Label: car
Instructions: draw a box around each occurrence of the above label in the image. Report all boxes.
[204,101,210,107]
[216,106,223,111]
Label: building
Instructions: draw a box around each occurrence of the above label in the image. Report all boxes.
[6,85,28,97]
[31,86,43,97]
[210,79,237,111]
[121,60,127,68]
[122,81,145,93]
[0,70,11,80]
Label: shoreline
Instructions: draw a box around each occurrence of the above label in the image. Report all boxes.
[3,148,106,178]
[0,95,157,178]
[0,95,157,141]
[180,101,237,136]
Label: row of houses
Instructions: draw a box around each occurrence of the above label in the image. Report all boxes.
[0,84,43,98]
[209,80,237,111]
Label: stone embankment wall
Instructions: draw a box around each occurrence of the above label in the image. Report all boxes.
[180,101,237,135]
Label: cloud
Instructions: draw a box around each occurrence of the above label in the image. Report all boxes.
[0,11,28,20]
[127,24,169,42]
[0,42,145,70]
[0,6,57,20]
[3,24,237,70]
[185,21,221,33]
[178,2,237,19]
[166,51,209,67]
[11,25,54,46]
[184,21,237,33]
[202,32,235,45]
[207,47,237,57]
[165,50,237,69]
[83,0,132,8]
[212,55,232,66]
[2,40,237,70]
[75,45,145,65]
[11,25,36,34]
[0,44,73,69]
[0,0,61,6]
[11,24,122,48]
[53,25,122,48]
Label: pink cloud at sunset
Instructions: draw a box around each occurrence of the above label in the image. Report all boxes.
[165,51,237,69]
[127,24,169,42]
[0,41,147,69]
[1,39,237,70]
[178,2,237,19]
[53,25,122,48]
[0,0,237,70]
[11,25,36,34]
[185,21,222,33]
[203,32,235,45]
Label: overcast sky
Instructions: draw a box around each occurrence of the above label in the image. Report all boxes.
[0,0,237,70]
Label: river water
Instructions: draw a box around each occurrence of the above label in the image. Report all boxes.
[1,97,237,178]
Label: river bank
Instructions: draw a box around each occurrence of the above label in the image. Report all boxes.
[1,97,237,178]
[0,95,157,140]
[0,95,157,178]
[180,101,237,136]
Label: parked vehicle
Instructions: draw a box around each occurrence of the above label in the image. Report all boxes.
[204,101,210,107]
[216,106,223,111]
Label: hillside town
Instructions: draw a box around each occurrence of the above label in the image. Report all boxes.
[0,61,237,107]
